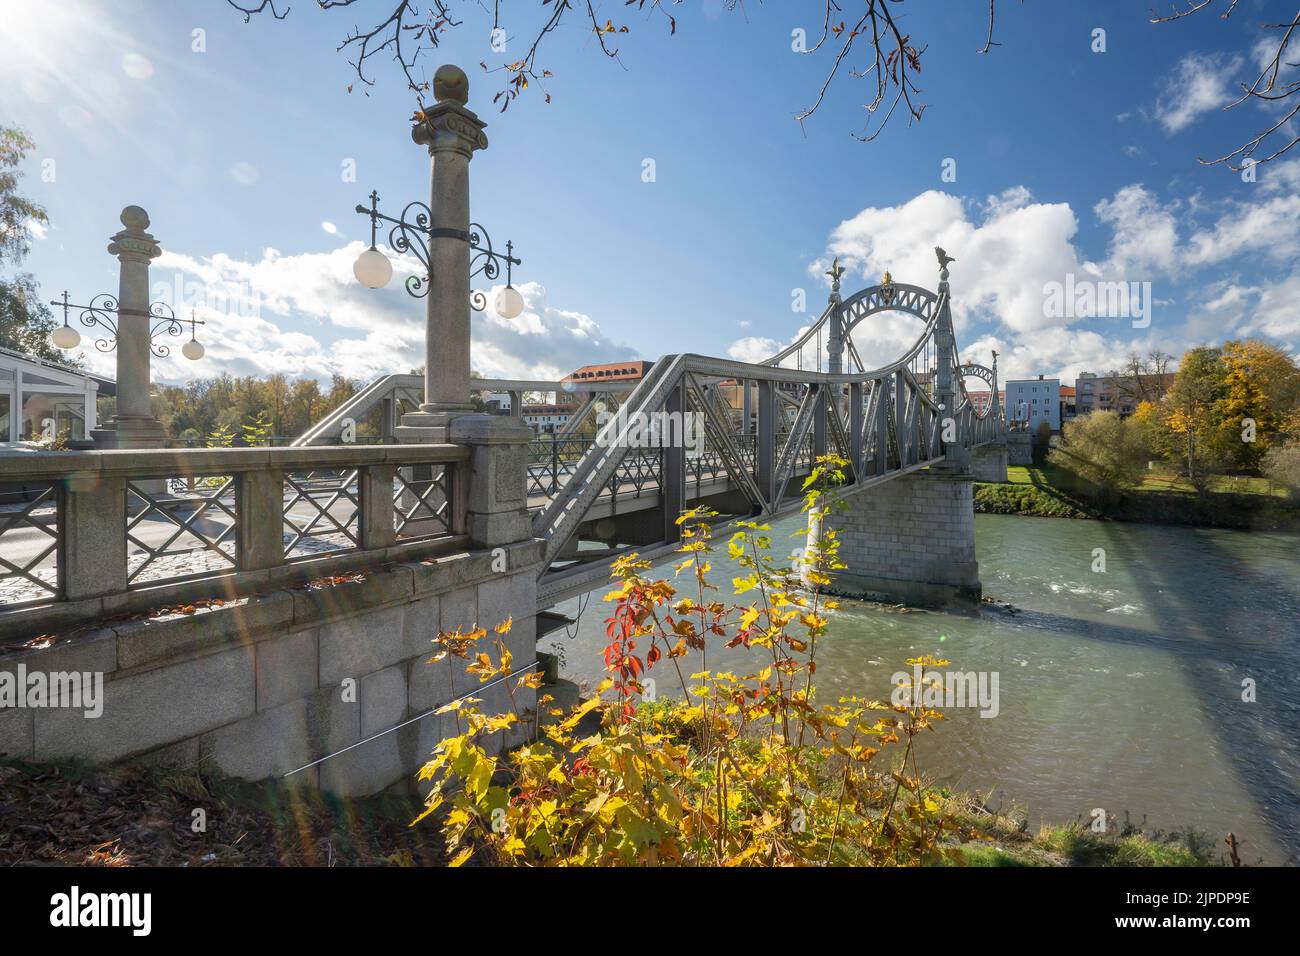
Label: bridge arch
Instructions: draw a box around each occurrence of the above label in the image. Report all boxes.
[957,362,995,389]
[838,281,941,337]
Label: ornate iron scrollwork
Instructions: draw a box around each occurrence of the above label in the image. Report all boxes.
[50,291,202,357]
[355,190,520,305]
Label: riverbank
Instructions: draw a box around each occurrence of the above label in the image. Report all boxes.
[974,464,1300,530]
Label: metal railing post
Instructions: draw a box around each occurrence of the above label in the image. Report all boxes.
[849,382,864,480]
[550,432,559,494]
[757,379,776,507]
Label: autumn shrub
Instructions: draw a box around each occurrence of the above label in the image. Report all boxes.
[1049,411,1148,501]
[1263,443,1300,501]
[414,455,966,866]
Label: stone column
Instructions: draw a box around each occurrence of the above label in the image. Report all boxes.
[392,65,535,551]
[92,206,166,449]
[393,64,488,444]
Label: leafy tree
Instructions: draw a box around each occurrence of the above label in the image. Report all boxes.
[288,377,324,434]
[241,410,273,447]
[326,373,359,409]
[1218,339,1300,469]
[1049,411,1149,501]
[0,126,66,363]
[206,422,235,448]
[1218,341,1278,472]
[1131,340,1300,482]
[1163,347,1231,488]
[0,273,69,364]
[0,126,45,264]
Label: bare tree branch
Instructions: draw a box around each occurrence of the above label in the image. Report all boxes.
[226,0,290,21]
[978,0,1000,54]
[795,0,955,143]
[1151,1,1300,170]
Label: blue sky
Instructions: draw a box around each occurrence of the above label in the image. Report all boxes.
[2,0,1297,388]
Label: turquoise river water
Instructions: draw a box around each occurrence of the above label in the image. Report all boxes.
[545,513,1300,865]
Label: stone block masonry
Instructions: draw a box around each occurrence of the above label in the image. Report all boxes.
[971,442,1009,483]
[1007,431,1033,466]
[828,469,981,606]
[0,537,544,797]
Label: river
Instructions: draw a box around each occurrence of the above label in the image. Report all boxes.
[544,513,1300,865]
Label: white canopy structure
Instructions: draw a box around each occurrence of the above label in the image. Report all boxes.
[0,345,108,445]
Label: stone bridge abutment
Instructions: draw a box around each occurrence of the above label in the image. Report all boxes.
[971,441,1010,483]
[822,466,981,607]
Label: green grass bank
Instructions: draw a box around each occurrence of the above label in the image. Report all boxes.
[975,464,1300,531]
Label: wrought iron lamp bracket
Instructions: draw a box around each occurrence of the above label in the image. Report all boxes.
[50,291,205,357]
[355,190,521,305]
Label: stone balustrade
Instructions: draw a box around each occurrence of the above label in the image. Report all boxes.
[0,443,472,642]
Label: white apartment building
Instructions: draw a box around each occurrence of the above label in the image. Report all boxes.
[521,403,573,433]
[1004,375,1060,432]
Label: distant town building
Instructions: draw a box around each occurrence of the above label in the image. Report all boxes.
[1074,370,1175,417]
[1005,375,1060,432]
[480,391,512,414]
[966,390,1004,416]
[521,403,573,433]
[1059,385,1076,422]
[562,360,653,385]
[553,360,653,408]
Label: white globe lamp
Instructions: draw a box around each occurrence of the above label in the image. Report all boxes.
[182,338,205,361]
[51,324,81,350]
[495,284,524,319]
[52,323,80,348]
[353,247,393,289]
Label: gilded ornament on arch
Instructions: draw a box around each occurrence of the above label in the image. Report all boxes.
[879,270,896,305]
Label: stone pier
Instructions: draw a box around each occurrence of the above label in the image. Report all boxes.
[1006,431,1032,466]
[829,469,981,606]
[970,442,1009,482]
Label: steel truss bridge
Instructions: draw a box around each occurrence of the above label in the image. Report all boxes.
[295,260,1004,608]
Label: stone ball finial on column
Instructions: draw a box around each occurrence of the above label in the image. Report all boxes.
[433,64,469,105]
[120,205,150,231]
[108,205,160,262]
[412,63,488,153]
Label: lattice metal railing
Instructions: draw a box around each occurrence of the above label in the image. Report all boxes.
[394,463,454,539]
[527,435,591,497]
[126,476,238,586]
[606,448,661,498]
[0,445,469,633]
[283,469,361,559]
[0,483,60,607]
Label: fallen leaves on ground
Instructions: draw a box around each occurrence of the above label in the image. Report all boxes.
[0,760,446,867]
